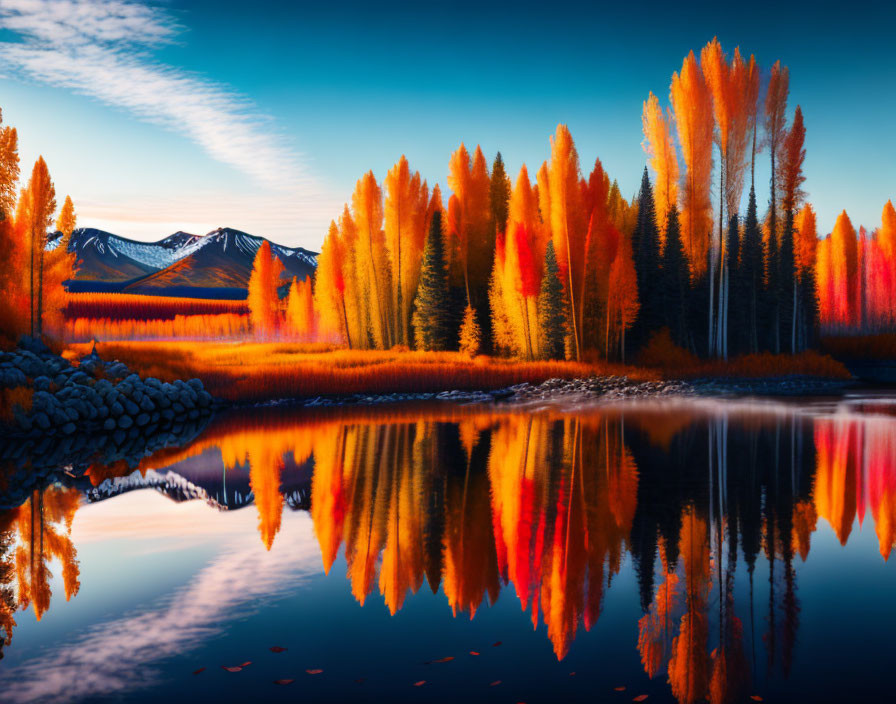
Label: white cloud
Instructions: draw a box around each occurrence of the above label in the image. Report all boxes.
[0,0,337,246]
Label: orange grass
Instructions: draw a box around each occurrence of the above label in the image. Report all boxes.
[62,340,849,402]
[63,341,633,401]
[64,293,247,321]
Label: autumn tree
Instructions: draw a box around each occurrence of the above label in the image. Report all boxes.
[412,210,451,351]
[778,106,807,351]
[670,51,714,278]
[459,305,481,356]
[0,113,23,341]
[794,204,819,347]
[42,194,78,339]
[286,276,315,340]
[384,156,428,346]
[607,232,640,362]
[829,211,858,329]
[248,240,284,338]
[23,157,56,338]
[544,125,587,359]
[353,171,392,348]
[537,240,566,359]
[642,92,679,239]
[314,220,352,346]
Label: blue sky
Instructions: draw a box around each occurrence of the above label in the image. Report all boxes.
[0,0,893,249]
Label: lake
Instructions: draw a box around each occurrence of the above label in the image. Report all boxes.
[1,392,895,703]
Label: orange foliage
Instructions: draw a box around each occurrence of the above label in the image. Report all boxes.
[670,52,714,275]
[66,313,249,341]
[64,293,247,321]
[642,92,679,239]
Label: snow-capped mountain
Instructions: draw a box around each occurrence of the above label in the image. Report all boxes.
[59,227,318,298]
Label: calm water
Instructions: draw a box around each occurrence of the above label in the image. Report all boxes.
[1,393,895,703]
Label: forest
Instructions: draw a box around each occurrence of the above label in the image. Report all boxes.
[1,38,893,382]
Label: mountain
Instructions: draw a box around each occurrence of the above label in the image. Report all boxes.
[59,227,317,298]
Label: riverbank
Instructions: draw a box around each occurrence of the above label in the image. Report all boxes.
[62,340,852,403]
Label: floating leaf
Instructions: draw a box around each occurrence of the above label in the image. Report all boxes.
[192,667,205,676]
[239,661,252,668]
[569,671,576,676]
[489,680,502,687]
[413,681,426,687]
[273,679,294,686]
[492,641,502,647]
[426,656,455,664]
[614,686,626,691]
[269,646,288,653]
[222,666,242,673]
[306,669,323,675]
[354,678,366,684]
[633,696,649,702]
[750,698,764,702]
[469,651,480,656]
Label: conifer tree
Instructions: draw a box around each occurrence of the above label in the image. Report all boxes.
[631,168,662,349]
[412,210,450,351]
[661,207,689,349]
[537,240,566,360]
[489,152,511,237]
[248,240,284,339]
[740,186,764,353]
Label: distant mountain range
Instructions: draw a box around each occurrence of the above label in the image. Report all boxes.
[51,227,318,299]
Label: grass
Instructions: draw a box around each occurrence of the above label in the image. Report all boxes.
[62,339,850,402]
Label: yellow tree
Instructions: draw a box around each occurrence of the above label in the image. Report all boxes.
[607,233,640,362]
[0,116,23,341]
[830,211,858,329]
[384,157,427,346]
[642,92,679,241]
[314,220,352,346]
[286,276,315,340]
[670,51,714,277]
[42,195,78,339]
[247,240,284,338]
[546,125,587,360]
[353,171,391,349]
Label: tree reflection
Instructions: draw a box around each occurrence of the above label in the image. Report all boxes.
[2,402,896,702]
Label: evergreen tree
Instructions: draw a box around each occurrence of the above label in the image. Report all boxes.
[778,209,796,352]
[489,152,511,235]
[537,241,566,360]
[412,210,451,351]
[799,263,820,351]
[766,210,780,353]
[661,207,689,348]
[740,187,764,353]
[631,168,663,348]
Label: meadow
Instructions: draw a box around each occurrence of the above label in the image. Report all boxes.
[63,338,849,402]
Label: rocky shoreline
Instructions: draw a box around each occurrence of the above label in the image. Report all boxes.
[261,372,854,409]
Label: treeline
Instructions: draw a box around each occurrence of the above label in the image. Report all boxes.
[0,108,78,346]
[303,39,846,361]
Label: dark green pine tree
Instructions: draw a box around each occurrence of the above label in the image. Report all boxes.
[661,207,689,349]
[489,152,511,235]
[726,214,746,355]
[778,209,796,353]
[740,186,764,354]
[412,210,451,351]
[631,168,663,349]
[537,240,567,360]
[798,262,820,351]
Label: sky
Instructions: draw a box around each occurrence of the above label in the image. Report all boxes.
[0,0,894,250]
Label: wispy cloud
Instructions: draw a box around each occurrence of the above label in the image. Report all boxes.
[0,0,309,188]
[0,1,337,245]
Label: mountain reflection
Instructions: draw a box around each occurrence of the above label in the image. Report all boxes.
[1,400,895,702]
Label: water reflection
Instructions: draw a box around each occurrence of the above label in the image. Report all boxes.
[1,399,895,702]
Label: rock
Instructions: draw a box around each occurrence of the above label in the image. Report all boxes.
[103,417,117,431]
[135,413,150,427]
[61,422,76,435]
[110,401,124,417]
[117,415,133,429]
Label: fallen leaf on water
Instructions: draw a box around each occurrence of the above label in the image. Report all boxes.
[569,671,576,676]
[492,641,502,647]
[192,668,205,676]
[750,697,764,702]
[269,646,287,653]
[222,666,242,673]
[425,656,455,664]
[614,686,626,691]
[239,661,252,668]
[633,696,649,702]
[273,679,294,686]
[354,678,366,684]
[489,680,502,687]
[306,669,323,675]
[469,651,480,656]
[413,681,426,687]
